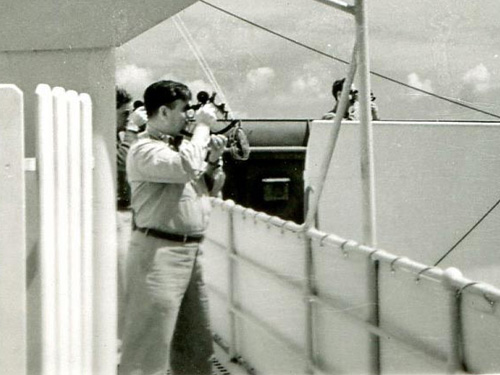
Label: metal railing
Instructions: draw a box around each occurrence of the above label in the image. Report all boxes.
[0,84,95,375]
[36,84,94,375]
[202,198,500,375]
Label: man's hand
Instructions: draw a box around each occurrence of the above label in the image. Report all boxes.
[191,104,218,146]
[195,104,218,128]
[208,134,228,162]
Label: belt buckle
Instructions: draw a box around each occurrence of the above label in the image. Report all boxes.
[183,234,188,243]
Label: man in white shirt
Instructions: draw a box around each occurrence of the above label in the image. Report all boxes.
[119,80,227,375]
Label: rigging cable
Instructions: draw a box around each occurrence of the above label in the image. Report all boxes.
[199,0,500,265]
[173,14,233,115]
[433,197,500,266]
[200,0,500,120]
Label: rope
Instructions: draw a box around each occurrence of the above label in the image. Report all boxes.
[200,0,500,120]
[173,15,233,115]
[434,196,500,266]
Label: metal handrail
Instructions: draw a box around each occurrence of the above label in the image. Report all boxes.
[205,235,450,367]
[206,198,500,374]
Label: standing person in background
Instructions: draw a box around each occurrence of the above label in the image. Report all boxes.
[116,87,147,344]
[322,78,354,120]
[119,80,227,375]
[132,99,148,132]
[322,78,380,120]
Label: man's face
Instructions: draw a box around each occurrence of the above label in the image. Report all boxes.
[116,102,132,133]
[163,99,190,136]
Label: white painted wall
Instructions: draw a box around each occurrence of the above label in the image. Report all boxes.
[306,121,500,287]
[0,85,26,375]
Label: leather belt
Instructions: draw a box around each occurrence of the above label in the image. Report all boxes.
[134,226,204,243]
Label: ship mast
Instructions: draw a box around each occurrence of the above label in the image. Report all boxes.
[306,1,379,374]
[306,0,377,248]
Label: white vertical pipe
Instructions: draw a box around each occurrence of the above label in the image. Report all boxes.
[67,90,82,375]
[355,0,377,247]
[174,15,232,112]
[53,86,70,375]
[80,93,93,375]
[36,84,57,375]
[355,1,379,374]
[304,47,358,227]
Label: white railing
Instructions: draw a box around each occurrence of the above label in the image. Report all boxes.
[36,84,94,375]
[202,198,500,375]
[0,84,94,374]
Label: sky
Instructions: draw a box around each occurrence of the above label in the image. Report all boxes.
[116,0,500,121]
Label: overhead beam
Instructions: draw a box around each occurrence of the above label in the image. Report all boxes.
[313,0,356,15]
[0,0,198,51]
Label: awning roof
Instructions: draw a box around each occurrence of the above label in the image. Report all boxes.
[0,0,198,51]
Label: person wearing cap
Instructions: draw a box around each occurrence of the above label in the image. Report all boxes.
[119,80,227,375]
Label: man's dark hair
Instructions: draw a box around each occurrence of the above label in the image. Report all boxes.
[116,87,132,109]
[143,80,192,117]
[331,78,345,100]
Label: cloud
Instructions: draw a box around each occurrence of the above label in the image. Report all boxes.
[292,76,314,92]
[231,110,249,118]
[291,74,327,99]
[159,77,213,96]
[246,67,275,91]
[407,73,433,99]
[116,64,154,98]
[462,64,491,92]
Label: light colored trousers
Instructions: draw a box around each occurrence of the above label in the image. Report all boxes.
[119,230,213,375]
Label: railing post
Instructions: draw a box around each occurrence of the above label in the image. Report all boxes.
[304,187,316,374]
[355,1,379,374]
[53,86,71,375]
[442,268,465,374]
[80,93,93,375]
[67,90,83,375]
[226,201,238,360]
[36,84,57,375]
[367,251,380,375]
